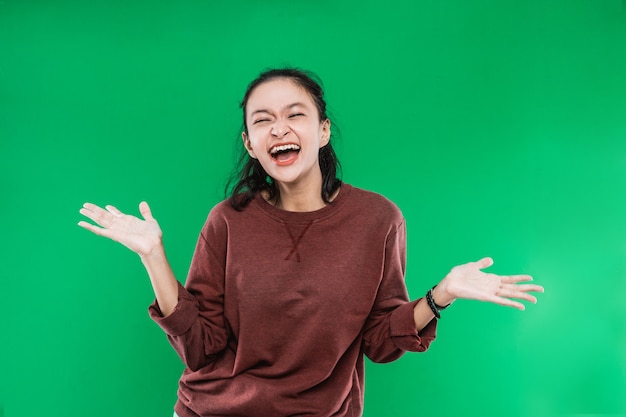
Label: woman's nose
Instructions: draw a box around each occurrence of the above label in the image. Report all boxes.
[271,121,290,138]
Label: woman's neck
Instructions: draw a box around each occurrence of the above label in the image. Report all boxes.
[272,180,326,212]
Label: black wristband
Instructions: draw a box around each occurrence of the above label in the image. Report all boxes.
[426,285,451,319]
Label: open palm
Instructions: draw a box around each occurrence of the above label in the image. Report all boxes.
[443,257,544,310]
[78,202,163,256]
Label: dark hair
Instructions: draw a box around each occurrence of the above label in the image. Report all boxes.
[226,68,342,210]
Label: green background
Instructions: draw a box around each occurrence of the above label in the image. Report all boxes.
[2,1,625,416]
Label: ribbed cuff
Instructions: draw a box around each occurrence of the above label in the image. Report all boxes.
[390,298,438,352]
[148,281,199,336]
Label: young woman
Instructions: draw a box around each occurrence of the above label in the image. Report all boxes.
[78,68,544,417]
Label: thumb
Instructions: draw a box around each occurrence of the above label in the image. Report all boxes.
[475,257,494,270]
[139,201,154,221]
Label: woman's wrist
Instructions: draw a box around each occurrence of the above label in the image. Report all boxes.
[140,241,167,265]
[431,281,456,307]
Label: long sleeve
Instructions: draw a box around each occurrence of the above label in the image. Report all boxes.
[362,220,437,363]
[148,209,230,371]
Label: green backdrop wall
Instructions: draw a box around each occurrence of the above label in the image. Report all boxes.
[1,1,625,416]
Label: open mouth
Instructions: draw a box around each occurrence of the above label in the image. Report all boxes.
[269,144,301,163]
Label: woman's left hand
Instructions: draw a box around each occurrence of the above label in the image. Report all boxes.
[434,257,544,310]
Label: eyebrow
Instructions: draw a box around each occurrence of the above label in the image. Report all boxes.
[250,102,306,117]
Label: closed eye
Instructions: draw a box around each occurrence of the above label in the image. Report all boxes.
[288,113,304,118]
[253,118,271,124]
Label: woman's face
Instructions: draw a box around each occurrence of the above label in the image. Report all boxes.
[242,78,330,189]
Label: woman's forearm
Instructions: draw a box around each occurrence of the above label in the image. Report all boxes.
[413,284,455,331]
[140,244,179,317]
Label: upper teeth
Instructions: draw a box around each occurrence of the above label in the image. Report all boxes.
[270,144,300,154]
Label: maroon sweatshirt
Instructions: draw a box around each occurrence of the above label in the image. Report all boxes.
[149,184,437,417]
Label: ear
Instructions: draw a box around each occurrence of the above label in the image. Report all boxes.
[320,119,331,147]
[242,132,257,159]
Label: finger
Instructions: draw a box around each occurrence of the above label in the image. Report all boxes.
[79,207,110,228]
[105,205,123,217]
[139,201,154,221]
[474,257,494,269]
[81,203,112,222]
[79,206,102,224]
[77,220,113,239]
[82,202,110,214]
[81,202,99,211]
[497,287,538,304]
[511,283,545,293]
[483,294,526,310]
[500,274,534,284]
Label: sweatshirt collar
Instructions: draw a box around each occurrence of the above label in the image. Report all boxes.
[251,184,352,224]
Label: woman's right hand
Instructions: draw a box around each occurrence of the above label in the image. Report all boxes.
[78,202,163,257]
